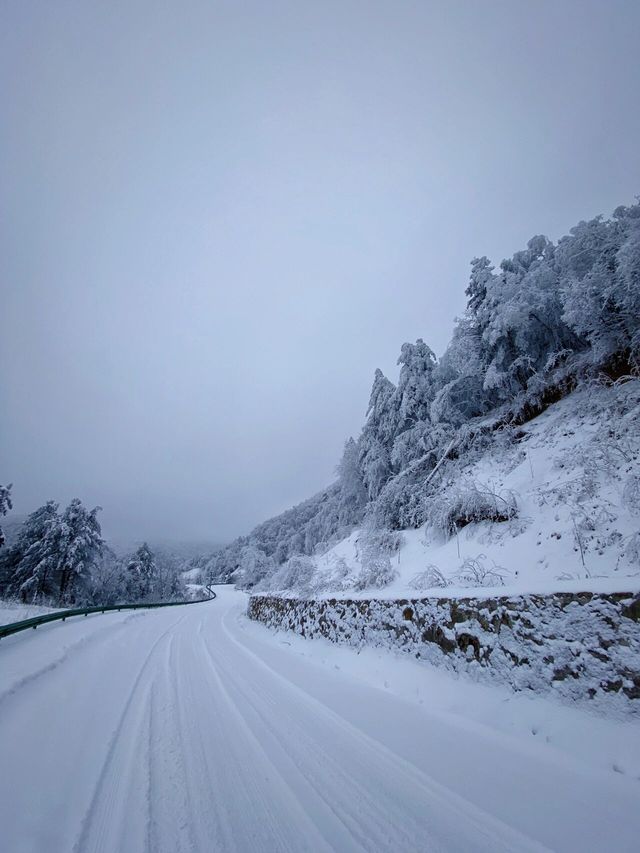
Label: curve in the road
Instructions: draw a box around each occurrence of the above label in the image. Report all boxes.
[0,584,216,641]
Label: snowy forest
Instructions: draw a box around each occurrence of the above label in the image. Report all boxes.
[201,200,640,592]
[0,494,187,607]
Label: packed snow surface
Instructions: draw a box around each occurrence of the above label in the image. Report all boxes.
[0,586,638,852]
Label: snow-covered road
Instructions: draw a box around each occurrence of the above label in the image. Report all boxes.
[0,586,638,853]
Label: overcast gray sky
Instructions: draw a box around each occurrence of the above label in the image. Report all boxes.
[1,0,639,545]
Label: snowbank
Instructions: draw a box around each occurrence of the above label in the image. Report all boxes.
[0,599,55,626]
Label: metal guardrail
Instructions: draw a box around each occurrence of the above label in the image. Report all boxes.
[0,585,217,641]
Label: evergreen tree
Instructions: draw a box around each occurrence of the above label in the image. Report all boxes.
[336,437,367,524]
[56,499,104,604]
[558,202,640,368]
[430,318,488,426]
[358,369,397,499]
[465,256,494,316]
[1,501,60,601]
[123,542,157,600]
[395,339,437,428]
[0,483,12,548]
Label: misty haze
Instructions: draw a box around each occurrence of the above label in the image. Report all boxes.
[1,2,639,852]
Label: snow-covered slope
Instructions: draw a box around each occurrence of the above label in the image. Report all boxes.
[305,379,640,598]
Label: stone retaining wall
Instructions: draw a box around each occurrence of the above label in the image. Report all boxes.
[248,591,640,713]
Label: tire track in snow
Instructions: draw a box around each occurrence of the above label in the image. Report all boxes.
[194,619,337,852]
[145,626,198,853]
[214,604,549,853]
[197,624,370,852]
[167,614,331,852]
[72,619,185,853]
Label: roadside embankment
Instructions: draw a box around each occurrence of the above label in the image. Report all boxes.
[248,590,640,713]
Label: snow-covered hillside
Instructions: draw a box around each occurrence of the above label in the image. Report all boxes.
[203,200,640,597]
[306,380,640,598]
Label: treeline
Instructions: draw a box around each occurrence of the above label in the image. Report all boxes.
[203,199,640,588]
[0,491,186,607]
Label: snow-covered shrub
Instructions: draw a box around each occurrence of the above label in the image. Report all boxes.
[622,474,640,516]
[234,545,275,588]
[261,555,316,595]
[625,532,640,568]
[353,529,401,591]
[314,556,354,593]
[428,480,517,538]
[408,565,450,591]
[354,555,397,591]
[359,528,404,557]
[369,476,430,530]
[451,554,507,588]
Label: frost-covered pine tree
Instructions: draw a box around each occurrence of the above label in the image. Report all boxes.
[358,369,397,499]
[336,437,367,525]
[465,256,494,316]
[390,339,438,468]
[430,317,487,426]
[395,339,437,427]
[558,201,640,369]
[123,542,157,600]
[0,483,12,548]
[1,501,61,601]
[55,499,104,604]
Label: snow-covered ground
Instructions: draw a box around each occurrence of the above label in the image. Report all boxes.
[0,598,55,625]
[310,381,640,598]
[0,585,638,852]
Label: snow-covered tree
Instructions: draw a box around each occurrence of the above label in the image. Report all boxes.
[0,483,12,549]
[559,202,640,368]
[123,542,157,600]
[1,501,61,601]
[465,256,494,316]
[153,551,187,600]
[354,529,401,590]
[430,318,488,426]
[336,437,367,523]
[358,369,397,499]
[471,236,578,400]
[395,339,437,427]
[234,545,275,588]
[55,499,104,604]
